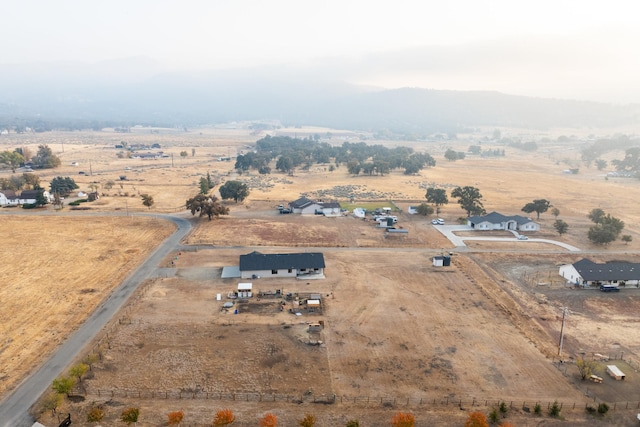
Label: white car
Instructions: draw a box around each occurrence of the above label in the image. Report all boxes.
[517,235,528,240]
[431,219,439,224]
[436,218,445,225]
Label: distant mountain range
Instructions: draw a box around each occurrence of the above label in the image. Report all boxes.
[0,58,638,133]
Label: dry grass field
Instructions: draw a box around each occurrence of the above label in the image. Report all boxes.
[3,125,640,425]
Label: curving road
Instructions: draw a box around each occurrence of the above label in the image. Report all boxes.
[0,215,192,427]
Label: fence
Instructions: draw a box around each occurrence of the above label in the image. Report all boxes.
[79,388,640,412]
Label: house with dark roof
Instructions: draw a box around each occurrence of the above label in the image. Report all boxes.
[0,190,19,206]
[559,258,640,287]
[467,211,539,232]
[0,189,51,206]
[289,197,341,216]
[239,251,325,279]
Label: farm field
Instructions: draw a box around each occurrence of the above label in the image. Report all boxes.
[2,126,640,425]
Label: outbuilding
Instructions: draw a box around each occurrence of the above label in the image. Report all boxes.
[433,255,451,267]
[237,282,253,298]
[606,365,625,380]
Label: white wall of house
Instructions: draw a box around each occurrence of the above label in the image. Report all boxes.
[559,264,581,284]
[241,266,324,279]
[300,204,323,215]
[519,222,540,231]
[322,207,341,216]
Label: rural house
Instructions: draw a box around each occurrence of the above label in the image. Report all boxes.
[467,211,540,231]
[559,258,640,287]
[0,190,19,206]
[239,251,326,279]
[0,190,52,206]
[288,197,341,215]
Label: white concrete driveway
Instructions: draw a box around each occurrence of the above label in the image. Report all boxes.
[433,225,580,252]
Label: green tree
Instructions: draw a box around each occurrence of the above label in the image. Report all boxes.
[52,375,76,397]
[622,235,632,245]
[444,149,460,161]
[141,193,154,210]
[219,180,250,203]
[84,353,99,370]
[551,207,560,218]
[50,176,79,197]
[34,189,49,207]
[180,151,188,158]
[0,150,25,172]
[451,186,485,217]
[425,188,448,213]
[121,407,140,425]
[588,225,618,246]
[595,159,608,170]
[553,219,569,236]
[276,156,294,173]
[521,199,551,219]
[347,160,361,175]
[298,413,316,427]
[199,177,210,194]
[186,194,229,220]
[33,144,61,169]
[416,203,434,216]
[69,363,88,383]
[588,208,606,224]
[549,400,561,417]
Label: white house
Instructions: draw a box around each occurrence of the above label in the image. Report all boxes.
[0,190,52,206]
[467,211,540,231]
[559,258,640,287]
[0,190,19,206]
[239,251,325,279]
[289,196,341,216]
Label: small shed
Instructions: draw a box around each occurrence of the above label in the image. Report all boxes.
[307,299,321,312]
[238,282,253,298]
[433,255,451,267]
[606,365,625,380]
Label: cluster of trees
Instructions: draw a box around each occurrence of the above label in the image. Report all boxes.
[587,208,626,245]
[199,172,217,194]
[0,150,25,172]
[186,194,229,220]
[0,172,40,191]
[418,186,484,217]
[235,136,435,176]
[32,145,61,169]
[219,180,249,203]
[580,134,638,168]
[49,176,79,196]
[468,145,505,157]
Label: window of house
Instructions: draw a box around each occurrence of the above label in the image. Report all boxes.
[271,269,277,275]
[288,268,292,273]
[300,268,307,272]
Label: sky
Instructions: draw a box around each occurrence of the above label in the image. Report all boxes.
[3,0,639,103]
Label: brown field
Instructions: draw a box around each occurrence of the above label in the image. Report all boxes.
[3,126,640,425]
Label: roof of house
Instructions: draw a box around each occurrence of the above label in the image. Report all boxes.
[239,251,325,271]
[573,258,640,281]
[468,211,536,226]
[20,190,42,199]
[289,197,315,209]
[0,190,17,198]
[320,202,341,209]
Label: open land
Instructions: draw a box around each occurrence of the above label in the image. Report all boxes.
[2,126,640,425]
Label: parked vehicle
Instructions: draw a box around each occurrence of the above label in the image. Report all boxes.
[517,235,528,240]
[600,285,620,292]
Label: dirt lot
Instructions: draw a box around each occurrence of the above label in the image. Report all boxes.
[3,127,640,425]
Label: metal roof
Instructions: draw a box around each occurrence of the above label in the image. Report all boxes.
[239,251,325,271]
[468,211,536,226]
[574,258,640,281]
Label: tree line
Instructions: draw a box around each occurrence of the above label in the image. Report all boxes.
[234,136,436,176]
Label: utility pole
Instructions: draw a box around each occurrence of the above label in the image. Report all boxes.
[558,307,569,357]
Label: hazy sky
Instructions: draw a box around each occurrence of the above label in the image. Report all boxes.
[3,1,639,103]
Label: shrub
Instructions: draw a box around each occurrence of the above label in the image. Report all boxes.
[488,408,499,423]
[533,403,542,415]
[597,402,609,415]
[549,400,561,417]
[21,203,37,209]
[585,406,596,414]
[499,401,508,414]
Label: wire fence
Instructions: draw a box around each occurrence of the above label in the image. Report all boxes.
[77,388,640,412]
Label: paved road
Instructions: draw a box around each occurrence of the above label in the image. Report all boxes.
[0,215,192,427]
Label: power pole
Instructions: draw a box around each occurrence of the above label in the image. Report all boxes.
[558,307,569,357]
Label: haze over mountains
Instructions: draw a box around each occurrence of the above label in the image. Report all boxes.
[1,56,639,134]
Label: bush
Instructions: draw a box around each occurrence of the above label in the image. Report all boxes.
[585,406,596,414]
[597,402,609,415]
[488,408,499,423]
[549,400,561,417]
[499,401,508,414]
[533,403,542,415]
[21,203,37,209]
